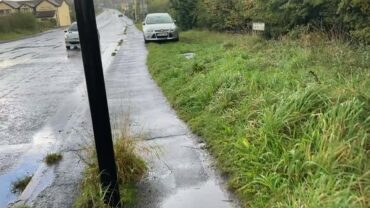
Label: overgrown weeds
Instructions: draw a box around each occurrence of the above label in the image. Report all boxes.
[123,26,128,35]
[118,39,123,46]
[12,175,33,193]
[73,122,147,208]
[147,30,370,207]
[44,153,63,165]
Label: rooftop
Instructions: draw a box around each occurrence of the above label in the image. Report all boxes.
[0,0,65,8]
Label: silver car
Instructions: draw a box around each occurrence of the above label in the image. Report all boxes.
[142,13,179,43]
[64,22,79,50]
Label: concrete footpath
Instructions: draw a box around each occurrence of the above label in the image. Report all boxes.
[15,17,237,208]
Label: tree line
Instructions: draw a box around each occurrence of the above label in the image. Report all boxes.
[148,0,369,43]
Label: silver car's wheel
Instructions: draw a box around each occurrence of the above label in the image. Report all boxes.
[66,46,71,50]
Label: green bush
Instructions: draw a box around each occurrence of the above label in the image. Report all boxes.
[11,13,37,30]
[169,0,199,30]
[338,0,370,43]
[38,19,56,29]
[0,17,11,33]
[0,13,37,33]
[161,0,370,43]
[148,0,170,13]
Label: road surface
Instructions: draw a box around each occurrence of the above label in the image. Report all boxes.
[0,9,126,206]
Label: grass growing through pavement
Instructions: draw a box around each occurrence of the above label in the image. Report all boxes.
[123,26,128,35]
[118,39,124,46]
[146,31,370,207]
[44,153,63,165]
[73,127,147,207]
[12,175,33,193]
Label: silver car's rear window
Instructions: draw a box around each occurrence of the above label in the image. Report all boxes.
[69,23,78,31]
[146,15,173,24]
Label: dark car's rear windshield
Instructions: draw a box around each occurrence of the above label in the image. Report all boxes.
[146,14,173,24]
[69,23,78,31]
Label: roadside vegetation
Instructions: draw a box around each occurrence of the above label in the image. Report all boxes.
[0,13,55,41]
[142,0,370,44]
[74,127,147,207]
[146,31,370,207]
[12,175,33,193]
[135,23,142,32]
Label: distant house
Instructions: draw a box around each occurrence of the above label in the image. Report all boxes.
[0,0,71,27]
[18,1,36,13]
[0,1,18,15]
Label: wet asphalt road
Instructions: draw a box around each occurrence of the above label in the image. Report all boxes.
[0,10,126,206]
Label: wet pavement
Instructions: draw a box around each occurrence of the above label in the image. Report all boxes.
[0,12,237,208]
[0,9,126,207]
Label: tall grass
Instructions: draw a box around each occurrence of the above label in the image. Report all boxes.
[73,126,147,208]
[146,31,370,207]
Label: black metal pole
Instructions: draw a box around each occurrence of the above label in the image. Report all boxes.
[73,1,121,207]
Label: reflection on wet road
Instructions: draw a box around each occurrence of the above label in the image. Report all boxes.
[0,9,126,206]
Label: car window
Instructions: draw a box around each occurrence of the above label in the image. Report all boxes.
[146,15,173,24]
[69,23,78,31]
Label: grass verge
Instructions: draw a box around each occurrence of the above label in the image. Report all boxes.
[74,127,147,207]
[135,23,143,32]
[146,31,370,207]
[0,30,41,42]
[0,25,55,42]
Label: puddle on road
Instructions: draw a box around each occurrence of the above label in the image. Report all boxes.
[0,126,57,206]
[161,179,233,208]
[0,53,38,69]
[66,49,81,59]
